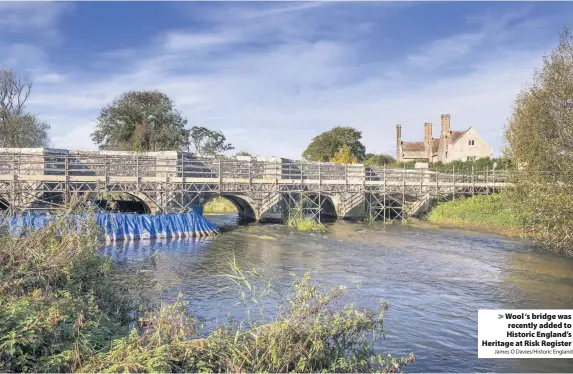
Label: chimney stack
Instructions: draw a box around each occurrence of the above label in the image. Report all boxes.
[424,122,432,141]
[396,124,402,161]
[441,114,451,136]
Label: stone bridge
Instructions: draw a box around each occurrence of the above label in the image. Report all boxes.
[0,148,510,222]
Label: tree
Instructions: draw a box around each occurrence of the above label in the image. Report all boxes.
[363,153,395,166]
[91,91,189,151]
[188,126,234,156]
[504,28,573,256]
[302,126,366,162]
[0,69,50,148]
[329,145,359,164]
[506,28,573,175]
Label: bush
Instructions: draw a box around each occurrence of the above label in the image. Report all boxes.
[287,215,326,232]
[0,214,413,372]
[0,214,132,372]
[84,270,414,373]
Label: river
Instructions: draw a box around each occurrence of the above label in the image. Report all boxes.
[102,213,573,373]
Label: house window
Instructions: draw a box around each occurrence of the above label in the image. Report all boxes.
[468,139,475,146]
[467,156,476,161]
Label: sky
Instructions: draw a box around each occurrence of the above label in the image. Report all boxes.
[1,1,572,159]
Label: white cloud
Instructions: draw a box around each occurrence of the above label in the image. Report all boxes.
[51,123,98,151]
[0,2,72,40]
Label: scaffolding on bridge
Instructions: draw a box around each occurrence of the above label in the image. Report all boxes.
[0,150,510,222]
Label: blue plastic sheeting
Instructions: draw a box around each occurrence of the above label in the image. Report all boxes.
[1,209,219,243]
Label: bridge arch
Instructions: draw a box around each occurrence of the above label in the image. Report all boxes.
[289,193,338,222]
[0,197,9,211]
[90,192,156,214]
[204,194,258,222]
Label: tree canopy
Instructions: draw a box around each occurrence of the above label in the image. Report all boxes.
[362,153,395,166]
[189,126,234,156]
[0,69,50,148]
[302,126,366,162]
[91,91,189,152]
[329,145,359,164]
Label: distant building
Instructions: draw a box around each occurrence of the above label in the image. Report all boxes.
[396,114,493,163]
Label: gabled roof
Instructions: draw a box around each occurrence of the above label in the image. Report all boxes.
[451,127,471,144]
[401,141,425,152]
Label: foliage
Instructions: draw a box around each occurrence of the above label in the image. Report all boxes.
[0,69,50,148]
[188,126,234,156]
[387,157,512,172]
[363,153,396,166]
[302,126,366,162]
[0,212,413,372]
[0,212,132,372]
[287,215,326,232]
[84,269,413,373]
[426,193,527,238]
[203,197,237,213]
[235,151,252,157]
[91,90,189,152]
[504,27,573,255]
[330,144,359,164]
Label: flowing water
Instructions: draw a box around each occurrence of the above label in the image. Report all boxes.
[102,213,573,372]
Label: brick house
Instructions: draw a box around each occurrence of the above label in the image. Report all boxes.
[396,114,493,163]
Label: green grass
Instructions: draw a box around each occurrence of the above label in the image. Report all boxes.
[203,196,237,213]
[0,210,413,373]
[425,193,526,237]
[287,215,326,232]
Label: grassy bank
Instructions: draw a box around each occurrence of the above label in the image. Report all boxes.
[0,214,412,372]
[425,193,527,238]
[287,214,326,232]
[203,196,237,213]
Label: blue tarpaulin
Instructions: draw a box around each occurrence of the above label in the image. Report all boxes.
[1,209,218,242]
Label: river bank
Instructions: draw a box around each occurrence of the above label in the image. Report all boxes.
[425,193,528,240]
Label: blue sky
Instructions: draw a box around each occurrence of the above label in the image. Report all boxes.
[1,1,572,159]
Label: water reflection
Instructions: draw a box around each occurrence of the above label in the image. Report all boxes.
[103,215,573,373]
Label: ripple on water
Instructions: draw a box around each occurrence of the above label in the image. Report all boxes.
[104,217,573,373]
